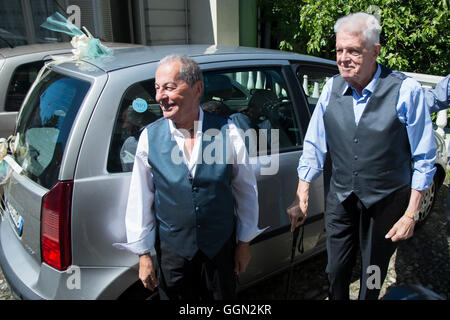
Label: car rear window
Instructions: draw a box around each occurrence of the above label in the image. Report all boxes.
[14,70,90,189]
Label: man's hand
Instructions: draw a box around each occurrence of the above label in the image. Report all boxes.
[385,189,423,242]
[385,215,415,242]
[286,179,310,232]
[139,253,157,290]
[234,241,251,276]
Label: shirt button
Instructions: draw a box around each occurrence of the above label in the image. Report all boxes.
[353,171,358,176]
[195,207,200,212]
[354,155,358,160]
[353,138,359,143]
[193,187,199,192]
[197,225,201,228]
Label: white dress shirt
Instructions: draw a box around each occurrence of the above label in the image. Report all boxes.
[114,108,265,255]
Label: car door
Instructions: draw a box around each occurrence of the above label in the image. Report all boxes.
[293,62,339,247]
[91,58,325,288]
[199,59,326,287]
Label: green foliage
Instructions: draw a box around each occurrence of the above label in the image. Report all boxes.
[266,0,449,75]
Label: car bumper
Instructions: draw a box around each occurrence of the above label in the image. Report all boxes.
[0,215,44,299]
[0,214,135,300]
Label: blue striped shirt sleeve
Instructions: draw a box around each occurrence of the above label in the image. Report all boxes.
[297,78,333,182]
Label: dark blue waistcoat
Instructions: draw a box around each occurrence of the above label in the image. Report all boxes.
[323,65,412,208]
[147,111,235,260]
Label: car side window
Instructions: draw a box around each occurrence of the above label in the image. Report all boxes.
[108,67,302,173]
[201,67,301,156]
[107,79,161,173]
[296,64,338,114]
[6,60,46,112]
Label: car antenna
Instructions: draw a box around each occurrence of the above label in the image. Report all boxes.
[0,35,14,49]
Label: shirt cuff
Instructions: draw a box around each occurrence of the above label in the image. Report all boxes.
[411,167,437,191]
[297,166,322,183]
[237,225,270,243]
[112,228,155,255]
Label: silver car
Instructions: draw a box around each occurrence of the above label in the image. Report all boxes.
[0,45,446,299]
[0,42,140,138]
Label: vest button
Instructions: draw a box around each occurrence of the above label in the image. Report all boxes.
[192,187,199,192]
[354,155,358,160]
[353,138,359,143]
[195,206,200,212]
[353,171,358,176]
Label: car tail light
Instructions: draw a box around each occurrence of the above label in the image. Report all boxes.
[41,180,73,271]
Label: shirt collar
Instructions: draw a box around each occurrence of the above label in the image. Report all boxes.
[342,63,381,96]
[168,106,203,137]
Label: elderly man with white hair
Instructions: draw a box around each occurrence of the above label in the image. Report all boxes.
[287,12,436,300]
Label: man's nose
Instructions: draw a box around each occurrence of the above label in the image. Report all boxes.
[339,50,351,61]
[155,89,167,102]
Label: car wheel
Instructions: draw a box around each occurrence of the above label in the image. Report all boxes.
[417,178,436,224]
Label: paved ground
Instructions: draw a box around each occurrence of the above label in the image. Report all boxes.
[239,171,450,300]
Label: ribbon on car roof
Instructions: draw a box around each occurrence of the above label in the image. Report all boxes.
[40,12,113,61]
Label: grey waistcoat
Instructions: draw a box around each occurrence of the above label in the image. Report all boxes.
[147,111,235,260]
[323,65,412,208]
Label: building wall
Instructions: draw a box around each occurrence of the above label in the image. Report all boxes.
[143,0,188,45]
[239,0,257,47]
[0,0,244,48]
[215,0,239,45]
[68,0,114,41]
[143,0,239,46]
[0,0,69,48]
[190,0,239,45]
[189,0,214,44]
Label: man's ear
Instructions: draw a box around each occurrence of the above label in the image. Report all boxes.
[194,81,204,100]
[373,44,382,58]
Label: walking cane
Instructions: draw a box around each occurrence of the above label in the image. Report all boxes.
[285,223,304,299]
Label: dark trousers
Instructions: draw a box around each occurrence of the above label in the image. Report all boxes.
[155,234,237,300]
[325,186,410,300]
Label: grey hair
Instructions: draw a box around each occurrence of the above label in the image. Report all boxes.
[334,12,381,47]
[158,54,203,87]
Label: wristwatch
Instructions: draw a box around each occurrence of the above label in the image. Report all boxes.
[404,211,419,222]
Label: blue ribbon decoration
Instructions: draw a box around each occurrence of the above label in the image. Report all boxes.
[41,12,113,60]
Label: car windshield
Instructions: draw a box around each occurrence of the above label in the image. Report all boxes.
[14,69,90,189]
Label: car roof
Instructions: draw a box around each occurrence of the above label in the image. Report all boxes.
[0,42,141,59]
[51,44,336,74]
